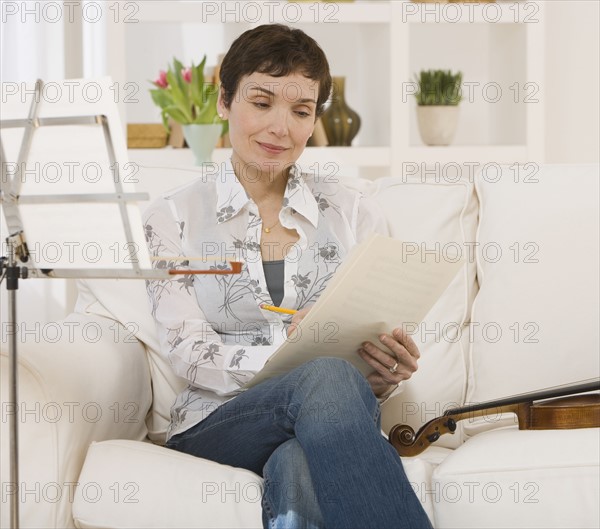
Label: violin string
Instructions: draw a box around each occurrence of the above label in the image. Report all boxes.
[445,378,599,416]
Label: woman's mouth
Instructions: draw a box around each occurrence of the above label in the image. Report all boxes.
[258,142,288,154]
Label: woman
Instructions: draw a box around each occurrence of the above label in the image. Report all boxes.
[144,23,431,529]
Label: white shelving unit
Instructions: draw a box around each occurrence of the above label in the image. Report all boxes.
[104,0,545,179]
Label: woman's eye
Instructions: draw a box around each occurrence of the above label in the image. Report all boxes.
[296,110,311,118]
[253,102,269,109]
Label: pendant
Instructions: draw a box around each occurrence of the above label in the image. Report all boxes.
[264,228,271,234]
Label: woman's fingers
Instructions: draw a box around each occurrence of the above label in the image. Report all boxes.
[391,327,420,360]
[287,306,312,337]
[358,346,408,385]
[358,329,421,384]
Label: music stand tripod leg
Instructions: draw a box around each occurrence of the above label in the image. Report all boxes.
[4,239,22,529]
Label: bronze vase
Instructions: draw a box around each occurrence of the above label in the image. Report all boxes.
[321,77,361,146]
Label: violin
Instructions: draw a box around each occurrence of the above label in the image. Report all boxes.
[389,379,600,457]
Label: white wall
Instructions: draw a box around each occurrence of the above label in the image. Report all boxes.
[0,2,65,82]
[544,0,600,163]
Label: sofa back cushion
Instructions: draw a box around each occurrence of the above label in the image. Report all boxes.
[465,164,599,435]
[374,176,479,448]
[75,164,208,444]
[75,278,186,443]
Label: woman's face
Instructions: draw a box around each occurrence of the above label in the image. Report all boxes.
[218,71,318,182]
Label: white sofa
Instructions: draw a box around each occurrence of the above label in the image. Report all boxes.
[1,163,598,529]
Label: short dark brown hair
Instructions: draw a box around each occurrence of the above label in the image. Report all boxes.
[219,24,332,118]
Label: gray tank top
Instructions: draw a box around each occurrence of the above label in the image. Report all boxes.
[262,259,285,307]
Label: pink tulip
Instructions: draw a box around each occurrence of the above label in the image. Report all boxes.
[155,70,168,88]
[181,67,192,84]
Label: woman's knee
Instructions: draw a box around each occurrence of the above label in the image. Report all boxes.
[300,357,362,384]
[295,357,373,399]
[263,439,317,505]
[284,358,380,425]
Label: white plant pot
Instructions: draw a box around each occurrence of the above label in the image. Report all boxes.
[416,106,460,146]
[182,124,222,165]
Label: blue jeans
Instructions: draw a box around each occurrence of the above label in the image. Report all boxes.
[167,357,432,529]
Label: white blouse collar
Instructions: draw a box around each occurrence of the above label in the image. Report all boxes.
[215,158,319,229]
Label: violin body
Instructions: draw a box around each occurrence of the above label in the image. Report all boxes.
[390,381,600,457]
[527,394,600,429]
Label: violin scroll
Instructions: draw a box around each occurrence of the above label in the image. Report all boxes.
[389,424,416,447]
[390,417,457,457]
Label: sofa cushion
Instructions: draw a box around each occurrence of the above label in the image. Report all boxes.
[72,439,264,529]
[465,164,599,434]
[74,163,208,443]
[401,446,454,526]
[75,278,185,444]
[72,439,450,529]
[376,175,479,449]
[431,426,600,528]
[0,314,151,529]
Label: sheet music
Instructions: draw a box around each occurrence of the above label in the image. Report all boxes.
[247,234,464,387]
[1,77,151,270]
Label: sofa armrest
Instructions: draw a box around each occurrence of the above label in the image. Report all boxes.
[0,313,152,529]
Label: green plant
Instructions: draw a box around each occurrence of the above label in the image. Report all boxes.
[149,56,227,135]
[414,69,463,106]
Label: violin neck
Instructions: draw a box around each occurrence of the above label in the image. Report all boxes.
[446,379,600,416]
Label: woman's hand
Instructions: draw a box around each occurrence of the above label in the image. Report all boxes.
[357,327,420,398]
[286,306,312,338]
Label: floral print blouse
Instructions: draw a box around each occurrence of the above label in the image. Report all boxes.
[143,159,388,440]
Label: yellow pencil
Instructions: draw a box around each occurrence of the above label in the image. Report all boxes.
[260,304,298,315]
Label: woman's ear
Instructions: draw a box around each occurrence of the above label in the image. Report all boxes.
[217,86,228,120]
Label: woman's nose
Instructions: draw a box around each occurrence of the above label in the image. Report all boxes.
[267,107,289,137]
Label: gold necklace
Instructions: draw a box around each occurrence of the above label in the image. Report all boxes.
[263,219,280,234]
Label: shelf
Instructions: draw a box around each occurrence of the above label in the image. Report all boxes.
[134,1,392,24]
[128,146,391,169]
[128,145,530,172]
[133,1,536,25]
[405,145,530,164]
[109,1,545,176]
[399,1,541,24]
